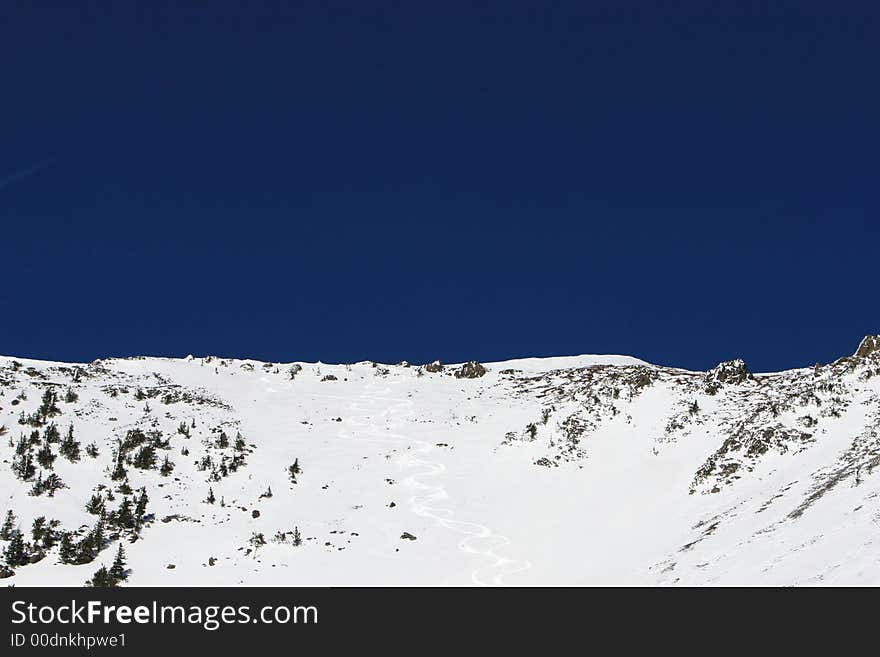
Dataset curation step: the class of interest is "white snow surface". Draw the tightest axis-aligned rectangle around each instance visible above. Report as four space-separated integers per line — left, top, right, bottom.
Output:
1 348 880 586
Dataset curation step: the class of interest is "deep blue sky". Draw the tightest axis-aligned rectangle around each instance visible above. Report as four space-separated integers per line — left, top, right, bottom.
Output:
1 2 877 371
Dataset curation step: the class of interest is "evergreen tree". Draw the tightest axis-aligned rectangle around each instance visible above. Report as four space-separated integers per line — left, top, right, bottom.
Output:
86 565 116 587
159 455 174 476
64 387 79 403
115 497 134 530
31 516 47 544
249 532 266 553
36 442 56 469
42 473 66 497
122 429 148 452
86 443 99 458
3 530 28 567
80 518 105 563
288 459 300 484
12 451 36 481
132 444 157 470
110 450 127 481
58 532 76 564
39 388 60 419
29 471 44 496
43 422 61 443
234 432 246 452
134 488 149 519
86 493 105 515
205 487 216 504
109 543 128 582
0 510 16 540
292 526 302 547
59 424 81 462
33 517 60 550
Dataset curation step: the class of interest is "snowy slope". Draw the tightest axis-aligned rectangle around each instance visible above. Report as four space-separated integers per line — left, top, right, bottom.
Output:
2 341 880 586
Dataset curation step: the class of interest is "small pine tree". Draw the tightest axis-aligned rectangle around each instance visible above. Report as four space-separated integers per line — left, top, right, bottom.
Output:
31 516 47 543
159 455 174 476
134 488 149 519
110 452 127 481
58 532 76 564
3 530 28 568
43 423 61 443
249 532 266 554
78 519 105 564
86 493 105 515
59 424 81 462
64 387 79 403
132 444 157 470
115 497 135 530
12 451 36 481
36 443 56 469
39 388 60 419
33 517 59 549
109 543 128 582
0 510 16 540
86 443 99 458
292 526 302 547
29 472 66 497
205 487 216 505
29 471 43 496
288 459 301 483
86 564 116 587
234 432 246 452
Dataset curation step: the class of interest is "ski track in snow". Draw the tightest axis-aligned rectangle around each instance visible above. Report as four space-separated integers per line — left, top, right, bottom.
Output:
340 382 531 586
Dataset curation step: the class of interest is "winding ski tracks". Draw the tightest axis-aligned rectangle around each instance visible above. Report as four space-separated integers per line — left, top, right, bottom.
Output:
341 382 531 586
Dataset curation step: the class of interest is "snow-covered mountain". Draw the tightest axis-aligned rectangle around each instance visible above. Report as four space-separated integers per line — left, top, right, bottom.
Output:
2 338 880 586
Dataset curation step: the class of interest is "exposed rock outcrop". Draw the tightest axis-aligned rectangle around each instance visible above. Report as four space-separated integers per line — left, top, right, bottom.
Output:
454 361 487 379
423 360 444 373
854 335 880 358
705 359 752 393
